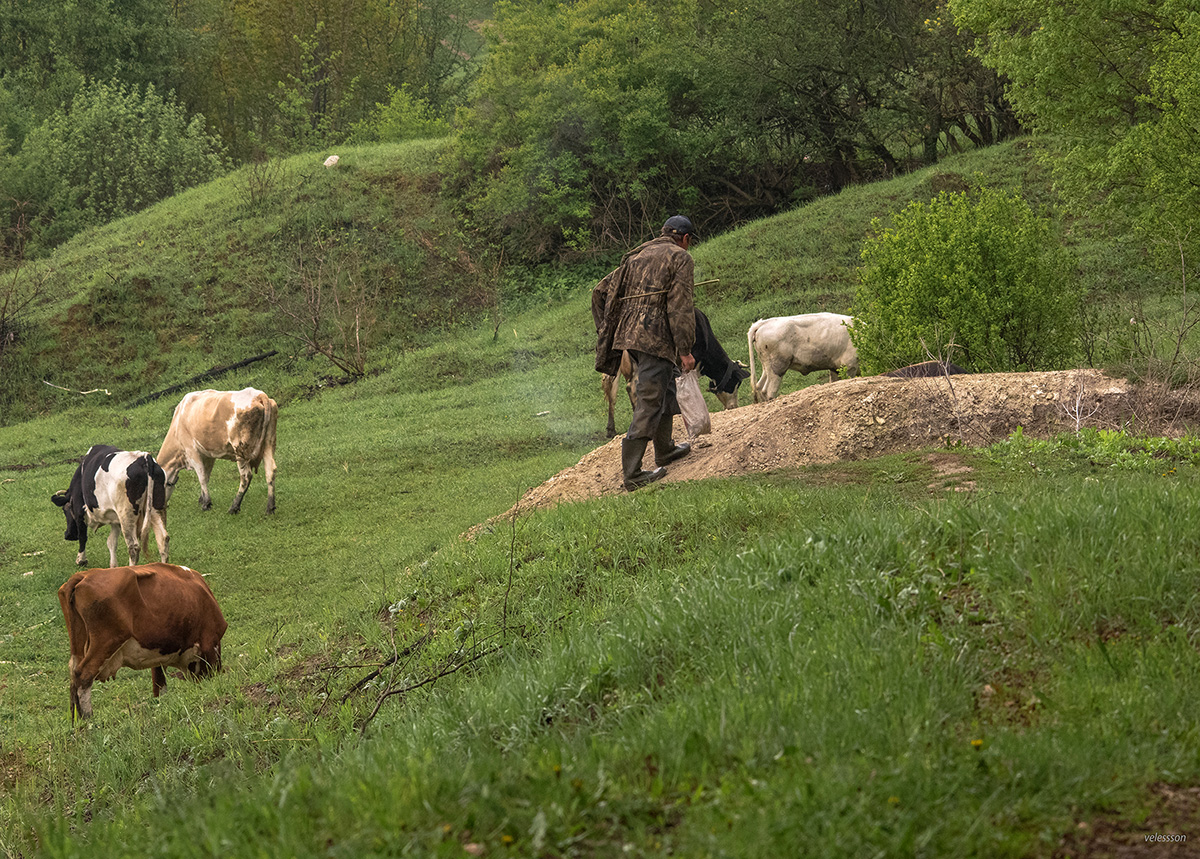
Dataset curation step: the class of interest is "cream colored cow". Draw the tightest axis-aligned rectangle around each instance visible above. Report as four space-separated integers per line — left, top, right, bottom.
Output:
747 313 859 403
158 388 278 514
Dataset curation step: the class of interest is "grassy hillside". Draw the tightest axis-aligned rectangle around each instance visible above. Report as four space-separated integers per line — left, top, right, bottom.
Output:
5 136 1173 428
2 139 1198 857
0 141 506 425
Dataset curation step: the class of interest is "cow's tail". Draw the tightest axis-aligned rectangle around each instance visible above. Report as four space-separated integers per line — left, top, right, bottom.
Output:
240 394 278 470
747 321 761 402
57 575 86 653
57 574 89 719
148 457 168 513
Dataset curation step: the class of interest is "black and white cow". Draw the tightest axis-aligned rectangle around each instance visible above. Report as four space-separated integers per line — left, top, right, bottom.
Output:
694 307 751 408
604 308 750 437
51 445 169 567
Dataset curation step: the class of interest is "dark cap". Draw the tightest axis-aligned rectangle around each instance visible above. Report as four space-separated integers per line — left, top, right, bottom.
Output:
662 215 695 238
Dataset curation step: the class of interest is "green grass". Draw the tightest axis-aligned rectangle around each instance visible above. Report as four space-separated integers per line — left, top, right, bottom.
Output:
3 138 1200 857
1 140 493 424
10 451 1200 857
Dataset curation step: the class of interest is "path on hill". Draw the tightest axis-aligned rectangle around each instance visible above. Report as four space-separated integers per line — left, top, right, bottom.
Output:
511 369 1198 514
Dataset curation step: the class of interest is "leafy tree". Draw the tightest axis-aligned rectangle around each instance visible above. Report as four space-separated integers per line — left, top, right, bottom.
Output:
446 0 687 258
852 186 1081 372
191 0 479 159
0 0 190 139
11 81 228 251
949 0 1200 273
449 0 1018 262
692 0 1015 182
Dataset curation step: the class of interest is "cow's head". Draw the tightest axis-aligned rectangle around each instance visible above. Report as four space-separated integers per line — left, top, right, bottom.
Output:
711 385 739 410
51 490 81 541
709 362 751 410
187 640 223 679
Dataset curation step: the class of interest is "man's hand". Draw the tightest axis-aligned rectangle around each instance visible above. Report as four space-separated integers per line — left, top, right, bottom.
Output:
681 353 696 372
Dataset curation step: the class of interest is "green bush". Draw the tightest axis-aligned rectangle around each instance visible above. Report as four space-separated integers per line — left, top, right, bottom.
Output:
347 85 450 144
851 186 1082 373
12 80 228 251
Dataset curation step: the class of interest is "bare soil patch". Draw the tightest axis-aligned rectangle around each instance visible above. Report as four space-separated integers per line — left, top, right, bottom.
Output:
516 369 1200 513
1053 784 1200 858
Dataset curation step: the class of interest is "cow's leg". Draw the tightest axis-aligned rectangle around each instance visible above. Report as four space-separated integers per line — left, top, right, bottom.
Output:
602 374 618 437
75 534 88 567
107 526 126 568
195 456 216 511
263 445 277 515
762 369 786 402
752 367 775 403
67 655 84 722
70 644 113 721
152 667 167 697
74 683 93 721
751 358 772 404
139 506 168 563
117 518 142 566
228 460 253 514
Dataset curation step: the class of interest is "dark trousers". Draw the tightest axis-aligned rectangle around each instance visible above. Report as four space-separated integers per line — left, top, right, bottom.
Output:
626 350 680 441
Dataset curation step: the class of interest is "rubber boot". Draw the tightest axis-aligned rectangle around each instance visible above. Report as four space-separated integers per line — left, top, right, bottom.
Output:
653 419 691 467
622 437 666 491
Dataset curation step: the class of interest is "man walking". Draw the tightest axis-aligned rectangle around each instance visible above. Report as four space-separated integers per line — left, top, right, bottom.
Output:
593 215 697 490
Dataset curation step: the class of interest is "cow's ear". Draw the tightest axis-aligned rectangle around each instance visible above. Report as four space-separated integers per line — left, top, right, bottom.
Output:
51 493 69 507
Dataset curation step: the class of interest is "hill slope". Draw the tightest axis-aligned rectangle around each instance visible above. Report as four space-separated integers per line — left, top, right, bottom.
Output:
515 369 1200 512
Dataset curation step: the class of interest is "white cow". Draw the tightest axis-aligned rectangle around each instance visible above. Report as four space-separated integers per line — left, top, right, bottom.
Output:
157 388 278 514
747 313 858 403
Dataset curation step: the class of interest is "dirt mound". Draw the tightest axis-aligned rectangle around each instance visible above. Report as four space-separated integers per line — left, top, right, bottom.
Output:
517 369 1197 512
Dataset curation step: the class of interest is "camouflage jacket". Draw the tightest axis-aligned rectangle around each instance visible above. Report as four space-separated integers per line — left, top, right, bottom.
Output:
592 236 696 373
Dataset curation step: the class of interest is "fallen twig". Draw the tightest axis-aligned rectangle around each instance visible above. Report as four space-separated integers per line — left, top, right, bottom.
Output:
341 630 434 703
43 381 111 396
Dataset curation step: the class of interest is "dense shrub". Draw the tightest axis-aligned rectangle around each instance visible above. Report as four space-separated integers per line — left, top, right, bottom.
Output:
851 186 1082 373
11 80 228 251
347 85 450 144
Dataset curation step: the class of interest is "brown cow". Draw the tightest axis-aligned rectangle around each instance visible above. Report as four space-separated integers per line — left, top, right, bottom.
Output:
158 388 278 514
58 563 227 721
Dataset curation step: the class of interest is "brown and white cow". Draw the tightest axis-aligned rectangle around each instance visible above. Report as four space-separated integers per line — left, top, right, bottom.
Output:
158 388 278 514
58 563 226 721
51 445 169 567
747 313 859 403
